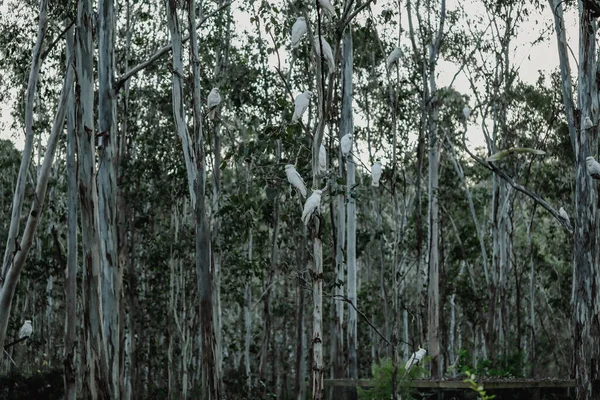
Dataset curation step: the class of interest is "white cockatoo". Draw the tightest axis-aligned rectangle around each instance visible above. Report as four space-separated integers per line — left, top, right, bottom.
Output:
285 165 307 198
405 347 427 372
371 161 382 187
314 36 335 72
318 144 327 174
292 91 312 123
318 0 336 17
584 116 594 130
463 105 471 120
291 17 307 48
559 207 570 225
587 156 600 179
19 320 32 340
386 47 402 70
207 88 221 120
302 190 322 225
341 133 353 156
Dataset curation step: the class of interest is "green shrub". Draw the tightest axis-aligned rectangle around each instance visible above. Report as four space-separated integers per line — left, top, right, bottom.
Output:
358 357 426 400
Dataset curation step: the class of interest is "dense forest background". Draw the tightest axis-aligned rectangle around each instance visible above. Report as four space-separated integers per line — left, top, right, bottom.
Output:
0 0 595 399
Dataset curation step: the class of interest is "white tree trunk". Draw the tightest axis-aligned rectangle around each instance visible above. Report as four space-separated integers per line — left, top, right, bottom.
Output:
341 26 358 400
0 0 48 284
63 19 78 400
97 0 121 396
185 0 220 397
426 0 446 377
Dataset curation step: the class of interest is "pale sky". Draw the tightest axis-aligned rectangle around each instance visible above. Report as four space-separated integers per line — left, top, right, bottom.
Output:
0 1 580 154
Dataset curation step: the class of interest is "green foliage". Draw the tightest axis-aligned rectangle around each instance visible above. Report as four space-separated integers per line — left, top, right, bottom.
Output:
357 357 425 400
453 349 528 378
463 370 496 400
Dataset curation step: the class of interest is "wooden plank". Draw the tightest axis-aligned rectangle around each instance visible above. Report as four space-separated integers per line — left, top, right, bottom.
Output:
324 379 576 389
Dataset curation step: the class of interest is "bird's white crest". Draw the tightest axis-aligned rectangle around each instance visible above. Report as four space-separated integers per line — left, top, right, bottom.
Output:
386 47 402 70
559 207 570 225
341 133 353 156
318 144 327 174
314 36 335 72
291 17 307 49
587 156 600 179
292 91 312 123
584 116 594 130
302 190 322 225
371 161 382 187
405 347 427 371
207 88 221 120
19 320 32 340
463 106 471 119
285 164 307 198
317 0 336 17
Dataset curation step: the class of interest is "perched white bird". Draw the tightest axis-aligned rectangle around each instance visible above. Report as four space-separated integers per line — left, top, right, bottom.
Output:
405 347 427 371
301 190 322 225
371 161 382 187
291 17 307 49
318 0 336 17
207 88 221 120
314 36 335 72
559 207 570 225
19 320 32 340
463 106 471 120
318 144 327 175
292 91 312 123
584 116 594 130
386 47 402 70
341 133 353 156
285 165 307 198
587 156 600 179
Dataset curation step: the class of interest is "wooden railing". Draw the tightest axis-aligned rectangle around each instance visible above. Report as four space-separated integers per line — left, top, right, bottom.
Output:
324 378 576 389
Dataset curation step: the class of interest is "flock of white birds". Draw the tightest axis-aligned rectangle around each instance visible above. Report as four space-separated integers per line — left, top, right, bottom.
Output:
285 5 441 226
286 6 400 226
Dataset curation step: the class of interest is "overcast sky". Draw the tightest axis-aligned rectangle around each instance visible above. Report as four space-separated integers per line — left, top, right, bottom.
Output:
0 1 580 152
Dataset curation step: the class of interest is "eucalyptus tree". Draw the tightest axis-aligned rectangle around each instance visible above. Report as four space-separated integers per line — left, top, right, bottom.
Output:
0 0 49 354
405 0 447 377
63 20 77 400
164 0 221 397
97 0 121 396
550 1 600 398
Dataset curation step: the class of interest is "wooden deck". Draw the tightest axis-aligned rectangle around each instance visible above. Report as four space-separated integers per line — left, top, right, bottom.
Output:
324 378 576 389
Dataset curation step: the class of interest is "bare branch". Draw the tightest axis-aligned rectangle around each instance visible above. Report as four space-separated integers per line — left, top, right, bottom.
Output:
114 1 234 90
460 132 573 234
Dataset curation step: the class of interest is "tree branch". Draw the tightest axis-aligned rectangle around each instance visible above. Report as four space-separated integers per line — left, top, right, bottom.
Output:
460 132 573 234
114 1 234 90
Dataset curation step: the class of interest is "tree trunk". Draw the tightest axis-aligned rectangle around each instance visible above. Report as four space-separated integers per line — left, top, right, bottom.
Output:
426 0 446 378
332 135 345 399
0 0 48 285
64 20 78 400
295 227 308 400
97 0 121 396
0 0 48 353
550 1 600 398
341 25 357 400
186 0 220 397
